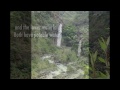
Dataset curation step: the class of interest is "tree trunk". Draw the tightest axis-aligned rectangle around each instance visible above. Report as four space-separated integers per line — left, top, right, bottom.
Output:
57 23 62 47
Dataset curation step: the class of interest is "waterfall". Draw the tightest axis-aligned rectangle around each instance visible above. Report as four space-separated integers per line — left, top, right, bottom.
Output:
77 38 83 57
57 23 62 47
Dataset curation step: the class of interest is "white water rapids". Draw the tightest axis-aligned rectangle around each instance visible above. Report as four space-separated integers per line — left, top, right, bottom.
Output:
40 54 85 79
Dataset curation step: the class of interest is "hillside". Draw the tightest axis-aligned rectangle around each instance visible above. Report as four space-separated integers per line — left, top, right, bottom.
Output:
10 11 110 79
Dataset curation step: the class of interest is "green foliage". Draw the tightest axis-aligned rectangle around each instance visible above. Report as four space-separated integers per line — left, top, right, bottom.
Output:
11 65 30 79
54 48 68 63
98 37 107 53
83 65 89 79
32 11 56 25
89 11 110 55
89 51 98 78
98 71 109 79
31 58 56 79
89 11 110 79
32 38 56 55
98 36 110 67
90 36 110 79
89 51 98 67
11 11 110 79
67 65 76 73
67 50 78 61
98 36 110 53
63 25 77 46
106 36 110 46
54 47 78 63
10 11 31 79
98 57 106 63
